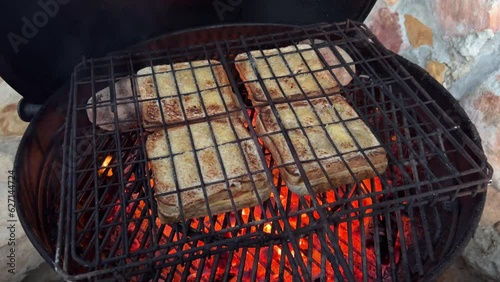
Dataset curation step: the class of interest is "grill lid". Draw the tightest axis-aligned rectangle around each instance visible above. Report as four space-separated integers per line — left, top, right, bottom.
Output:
0 0 376 104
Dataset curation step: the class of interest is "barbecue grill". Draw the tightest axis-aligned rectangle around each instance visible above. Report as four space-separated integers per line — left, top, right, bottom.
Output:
2 1 492 281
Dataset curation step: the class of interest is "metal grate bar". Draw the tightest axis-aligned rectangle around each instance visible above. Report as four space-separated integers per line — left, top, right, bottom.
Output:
55 73 75 274
335 24 486 181
56 21 491 281
241 34 360 280
350 24 488 178
402 99 432 274
323 36 453 195
215 41 311 280
146 51 189 231
204 44 268 224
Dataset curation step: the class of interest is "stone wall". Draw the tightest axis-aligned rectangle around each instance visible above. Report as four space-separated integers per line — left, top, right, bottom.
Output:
365 0 500 280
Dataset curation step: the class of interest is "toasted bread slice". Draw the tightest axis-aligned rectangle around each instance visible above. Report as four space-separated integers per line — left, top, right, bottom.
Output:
234 44 345 105
146 114 270 223
137 60 240 129
86 78 137 131
299 39 356 87
255 95 387 195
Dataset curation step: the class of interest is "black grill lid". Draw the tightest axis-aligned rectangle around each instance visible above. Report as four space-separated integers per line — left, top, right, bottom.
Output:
0 0 375 104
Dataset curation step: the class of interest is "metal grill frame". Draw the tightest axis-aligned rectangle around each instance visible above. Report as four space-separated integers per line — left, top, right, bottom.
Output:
55 21 492 281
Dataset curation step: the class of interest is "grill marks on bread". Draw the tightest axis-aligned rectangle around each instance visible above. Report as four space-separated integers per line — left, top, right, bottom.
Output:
141 46 384 222
234 44 355 105
141 60 271 223
139 60 271 223
235 44 386 195
146 114 270 223
255 95 388 195
137 60 240 128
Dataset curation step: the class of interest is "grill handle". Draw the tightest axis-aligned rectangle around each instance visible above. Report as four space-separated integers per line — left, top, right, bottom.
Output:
18 98 43 122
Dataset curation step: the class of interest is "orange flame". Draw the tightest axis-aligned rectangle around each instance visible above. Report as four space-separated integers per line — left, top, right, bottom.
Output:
98 155 113 177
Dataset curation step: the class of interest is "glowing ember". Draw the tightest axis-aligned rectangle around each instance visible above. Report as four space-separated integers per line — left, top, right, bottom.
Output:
79 164 403 282
263 223 272 234
105 204 121 224
273 245 282 256
299 238 308 248
242 208 249 216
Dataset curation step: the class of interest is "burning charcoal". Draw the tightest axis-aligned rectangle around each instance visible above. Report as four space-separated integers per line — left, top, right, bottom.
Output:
299 39 356 86
86 78 138 131
202 253 234 281
365 210 400 266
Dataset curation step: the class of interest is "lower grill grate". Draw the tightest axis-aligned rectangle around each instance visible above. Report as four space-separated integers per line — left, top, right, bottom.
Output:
56 21 492 281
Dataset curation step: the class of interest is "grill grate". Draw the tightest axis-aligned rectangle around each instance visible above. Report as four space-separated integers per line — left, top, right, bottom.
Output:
56 21 492 281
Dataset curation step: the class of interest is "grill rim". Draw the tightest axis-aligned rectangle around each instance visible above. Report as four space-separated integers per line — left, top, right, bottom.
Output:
14 23 489 281
14 88 70 269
